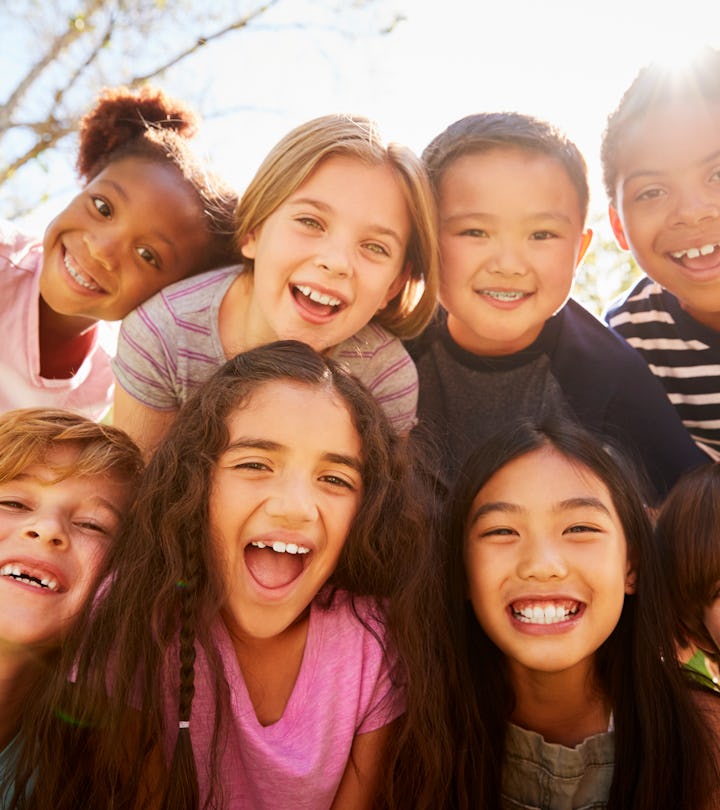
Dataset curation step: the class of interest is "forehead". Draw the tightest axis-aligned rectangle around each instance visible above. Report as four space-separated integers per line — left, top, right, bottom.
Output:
617 98 720 174
223 380 361 452
439 147 584 219
472 447 615 509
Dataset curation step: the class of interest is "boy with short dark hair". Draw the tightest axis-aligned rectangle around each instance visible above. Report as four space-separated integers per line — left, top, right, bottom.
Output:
407 112 706 501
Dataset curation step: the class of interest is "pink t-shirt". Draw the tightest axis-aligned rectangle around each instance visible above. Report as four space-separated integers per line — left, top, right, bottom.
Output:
165 590 404 809
0 220 115 419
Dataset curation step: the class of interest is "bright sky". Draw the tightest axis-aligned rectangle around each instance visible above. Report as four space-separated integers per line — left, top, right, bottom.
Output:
10 0 720 254
189 0 720 223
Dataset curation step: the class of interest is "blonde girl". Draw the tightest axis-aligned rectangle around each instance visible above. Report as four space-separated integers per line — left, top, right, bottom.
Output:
112 114 439 454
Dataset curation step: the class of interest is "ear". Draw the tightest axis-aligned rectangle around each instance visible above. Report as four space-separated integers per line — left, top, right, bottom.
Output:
608 206 630 251
379 261 412 310
575 228 593 269
240 231 257 260
624 560 637 595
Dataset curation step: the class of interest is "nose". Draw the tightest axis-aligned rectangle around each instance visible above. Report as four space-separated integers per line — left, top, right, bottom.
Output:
22 515 69 549
314 237 352 279
264 476 318 524
670 188 720 228
516 536 567 581
486 239 529 277
84 231 120 272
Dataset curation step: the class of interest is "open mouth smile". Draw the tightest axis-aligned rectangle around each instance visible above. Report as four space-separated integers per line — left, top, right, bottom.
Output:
245 538 312 590
0 562 62 592
479 289 530 303
63 251 103 292
510 599 582 625
291 284 345 318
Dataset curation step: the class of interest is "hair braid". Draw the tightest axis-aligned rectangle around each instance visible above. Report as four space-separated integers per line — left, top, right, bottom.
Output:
163 539 202 810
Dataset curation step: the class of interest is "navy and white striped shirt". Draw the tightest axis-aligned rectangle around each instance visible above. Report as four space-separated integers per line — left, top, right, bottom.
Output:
606 276 720 460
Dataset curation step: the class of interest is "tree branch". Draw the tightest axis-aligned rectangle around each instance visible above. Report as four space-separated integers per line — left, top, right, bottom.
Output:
129 0 280 85
0 0 108 129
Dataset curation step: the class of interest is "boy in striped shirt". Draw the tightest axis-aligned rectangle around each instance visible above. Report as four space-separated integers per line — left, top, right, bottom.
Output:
603 47 720 460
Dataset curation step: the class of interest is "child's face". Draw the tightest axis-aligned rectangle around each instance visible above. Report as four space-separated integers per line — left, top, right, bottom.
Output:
210 380 363 642
240 155 411 352
0 446 129 653
41 158 211 323
609 98 720 331
437 148 591 355
463 447 634 681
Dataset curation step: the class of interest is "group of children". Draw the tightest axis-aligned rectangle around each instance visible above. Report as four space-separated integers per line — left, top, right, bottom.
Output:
1 45 720 809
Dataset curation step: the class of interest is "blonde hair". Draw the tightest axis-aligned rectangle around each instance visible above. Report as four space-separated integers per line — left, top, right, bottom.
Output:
0 408 143 486
235 114 439 339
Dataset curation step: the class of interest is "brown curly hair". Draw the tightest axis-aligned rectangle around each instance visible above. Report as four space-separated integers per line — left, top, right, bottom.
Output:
75 85 240 271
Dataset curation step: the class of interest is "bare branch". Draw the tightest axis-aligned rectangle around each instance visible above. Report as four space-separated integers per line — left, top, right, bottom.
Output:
0 0 108 129
129 0 280 85
0 125 73 186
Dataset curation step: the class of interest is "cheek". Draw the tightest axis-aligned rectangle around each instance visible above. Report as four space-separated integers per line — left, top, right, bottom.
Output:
703 601 720 649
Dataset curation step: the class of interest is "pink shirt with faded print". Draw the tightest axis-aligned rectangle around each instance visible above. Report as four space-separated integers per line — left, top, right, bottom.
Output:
164 590 404 810
0 220 114 419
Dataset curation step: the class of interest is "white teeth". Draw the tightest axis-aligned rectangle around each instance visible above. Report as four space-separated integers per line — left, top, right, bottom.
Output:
513 603 579 624
251 541 310 555
1 563 59 591
671 242 719 260
294 285 342 307
63 253 101 291
481 290 527 302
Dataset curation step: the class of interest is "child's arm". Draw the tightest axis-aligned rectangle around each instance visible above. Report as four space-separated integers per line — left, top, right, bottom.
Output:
113 386 177 459
331 721 397 810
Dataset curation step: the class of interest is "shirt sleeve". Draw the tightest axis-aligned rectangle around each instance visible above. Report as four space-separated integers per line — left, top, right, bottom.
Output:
111 296 182 411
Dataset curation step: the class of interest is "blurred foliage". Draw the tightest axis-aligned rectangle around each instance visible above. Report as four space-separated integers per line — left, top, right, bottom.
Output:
573 213 643 317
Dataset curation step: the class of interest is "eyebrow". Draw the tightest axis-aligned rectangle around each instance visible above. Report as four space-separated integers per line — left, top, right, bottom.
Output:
288 197 405 247
468 496 611 527
623 148 720 186
223 438 363 473
8 474 124 520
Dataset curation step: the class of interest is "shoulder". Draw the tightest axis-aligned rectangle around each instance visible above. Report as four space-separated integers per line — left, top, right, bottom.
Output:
333 321 411 363
121 266 240 335
552 299 652 368
605 276 669 324
0 220 42 275
145 265 241 316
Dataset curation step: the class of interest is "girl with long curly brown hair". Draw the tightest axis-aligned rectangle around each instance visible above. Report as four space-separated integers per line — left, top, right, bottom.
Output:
13 341 451 810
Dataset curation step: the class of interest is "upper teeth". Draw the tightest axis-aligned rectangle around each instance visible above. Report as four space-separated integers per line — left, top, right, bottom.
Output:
671 243 719 260
0 563 59 591
64 253 101 290
482 290 526 302
295 285 342 307
251 541 310 555
512 602 579 624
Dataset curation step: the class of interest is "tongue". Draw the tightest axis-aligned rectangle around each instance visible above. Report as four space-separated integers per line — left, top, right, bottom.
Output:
245 546 304 589
680 247 720 272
